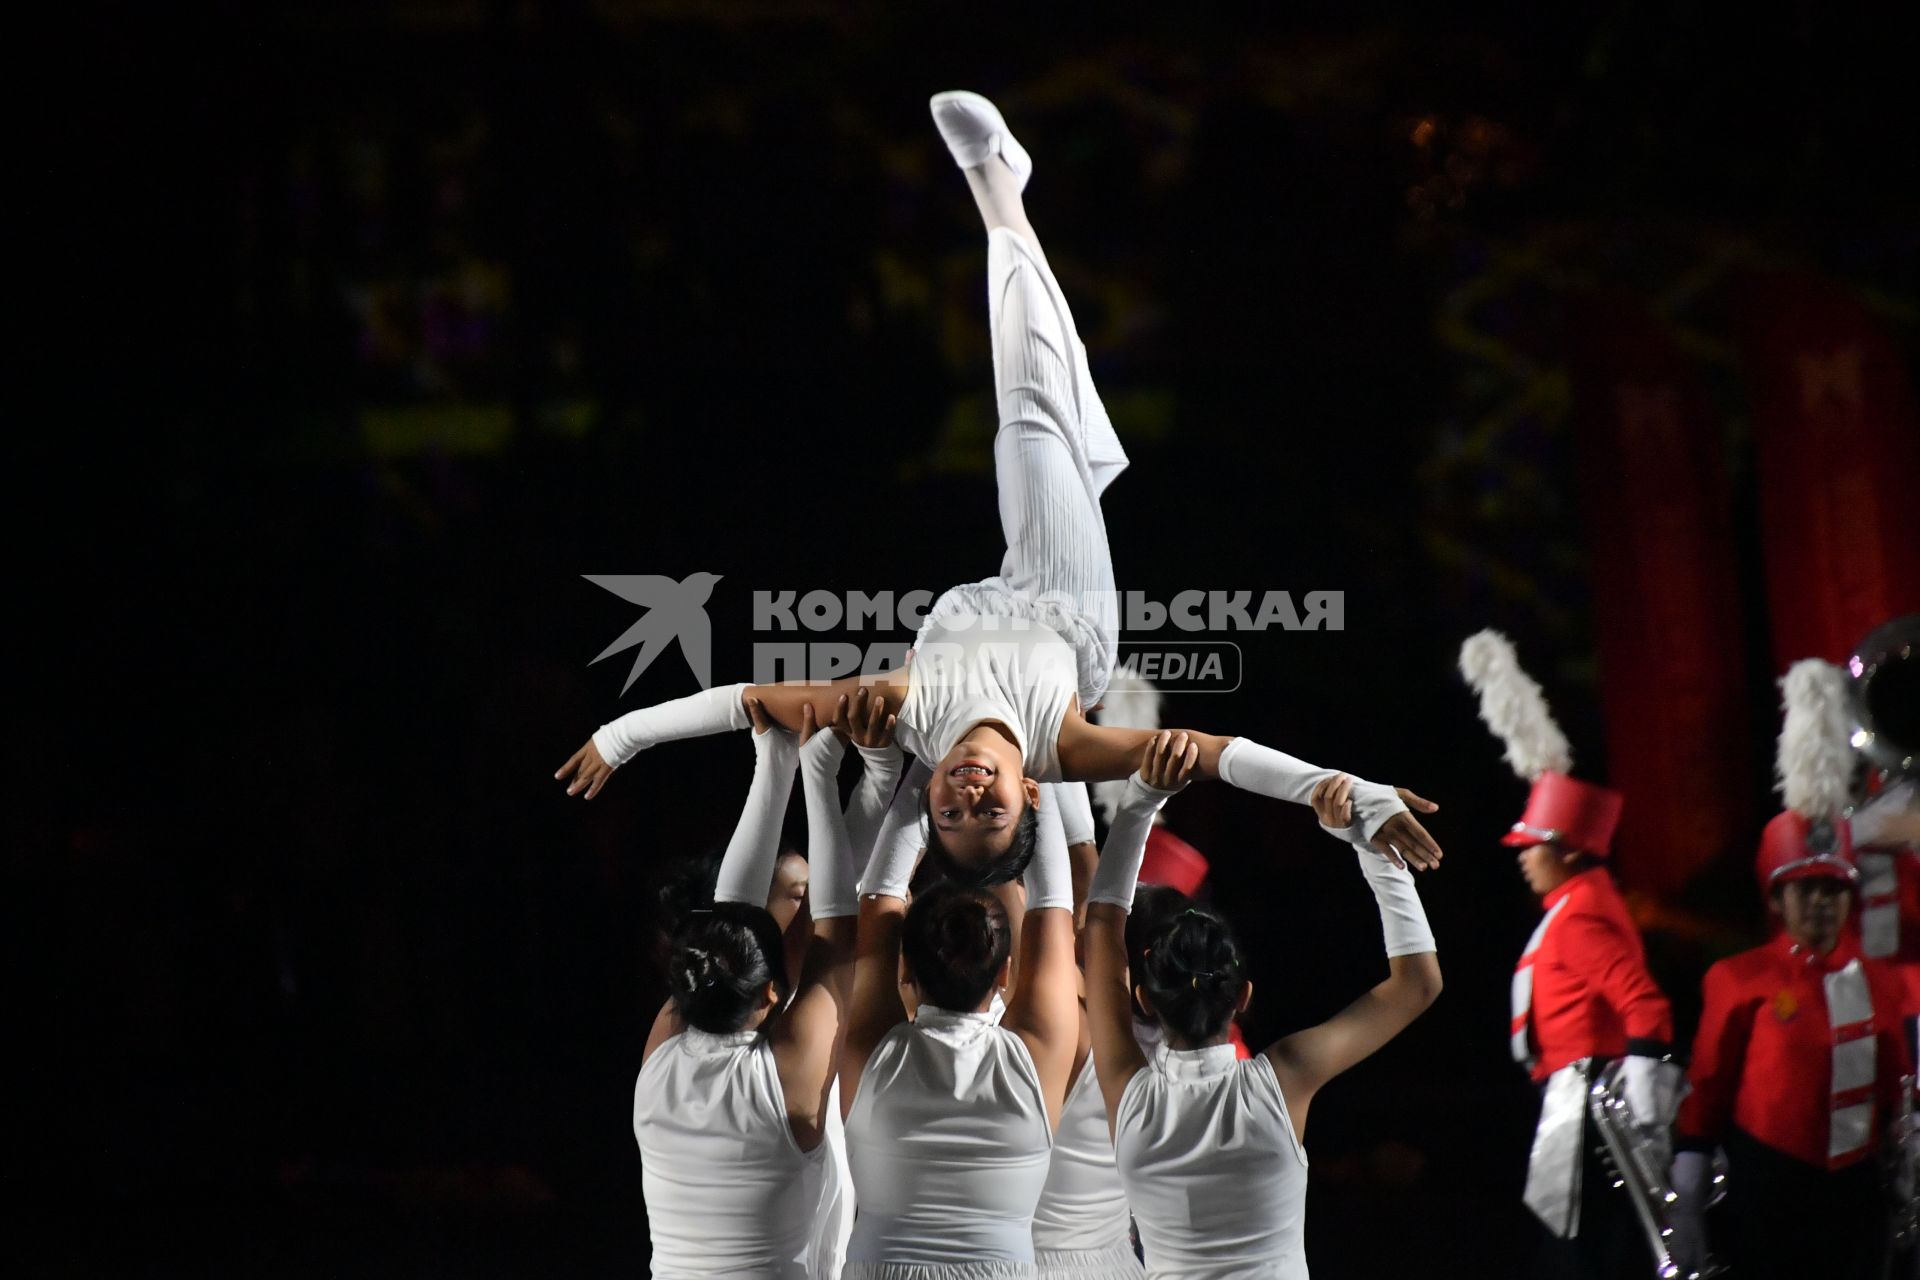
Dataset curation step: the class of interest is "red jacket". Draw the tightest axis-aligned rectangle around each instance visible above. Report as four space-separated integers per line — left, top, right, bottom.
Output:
1677 931 1911 1171
1855 846 1920 1017
1513 868 1673 1082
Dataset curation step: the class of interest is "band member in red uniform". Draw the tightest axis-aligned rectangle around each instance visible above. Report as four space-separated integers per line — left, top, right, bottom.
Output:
1669 811 1910 1279
1668 659 1919 1280
1459 631 1681 1280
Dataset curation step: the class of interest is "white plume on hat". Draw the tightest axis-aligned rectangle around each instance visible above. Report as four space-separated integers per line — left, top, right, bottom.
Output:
1457 630 1573 782
1775 658 1855 820
1091 672 1164 824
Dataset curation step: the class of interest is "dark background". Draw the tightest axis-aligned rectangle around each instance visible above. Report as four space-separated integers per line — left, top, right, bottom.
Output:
16 2 1917 1275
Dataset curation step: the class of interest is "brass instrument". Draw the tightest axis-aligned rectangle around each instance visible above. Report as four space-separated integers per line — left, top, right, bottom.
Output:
1586 1059 1725 1279
1849 614 1920 781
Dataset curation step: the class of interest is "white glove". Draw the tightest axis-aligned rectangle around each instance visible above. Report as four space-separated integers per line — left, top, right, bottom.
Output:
1023 794 1073 913
1352 846 1435 957
1667 1150 1712 1276
800 731 857 920
1622 1055 1685 1129
711 720 800 906
1086 775 1177 910
594 683 752 767
1050 782 1097 848
844 743 905 863
1217 737 1407 842
858 759 933 901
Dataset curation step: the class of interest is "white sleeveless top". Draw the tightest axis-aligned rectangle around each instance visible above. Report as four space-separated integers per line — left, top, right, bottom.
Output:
1114 1044 1309 1280
898 612 1080 783
844 1007 1055 1265
809 1078 854 1280
1032 1055 1133 1253
635 1028 826 1278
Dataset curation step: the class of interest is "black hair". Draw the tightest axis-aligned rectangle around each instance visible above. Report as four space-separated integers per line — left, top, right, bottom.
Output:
920 788 1042 888
900 880 1013 1011
666 901 791 1034
1126 885 1194 1022
1137 905 1246 1047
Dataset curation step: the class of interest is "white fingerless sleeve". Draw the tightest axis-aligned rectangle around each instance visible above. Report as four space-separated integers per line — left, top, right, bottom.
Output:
1049 781 1097 847
1023 794 1073 913
1217 737 1408 841
858 758 932 901
592 682 752 768
800 732 858 920
1352 847 1435 957
1087 777 1177 910
712 727 800 906
844 743 905 863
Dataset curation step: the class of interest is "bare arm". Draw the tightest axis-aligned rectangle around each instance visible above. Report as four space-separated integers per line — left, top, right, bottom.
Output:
837 893 909 1116
1056 719 1233 784
1085 901 1149 1126
1263 774 1442 1139
1263 952 1442 1140
1001 797 1084 1129
1003 904 1080 1130
772 918 857 1151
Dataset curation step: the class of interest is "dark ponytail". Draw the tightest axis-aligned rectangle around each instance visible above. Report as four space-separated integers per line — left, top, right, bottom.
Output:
1137 906 1245 1047
666 901 790 1033
900 881 1013 1012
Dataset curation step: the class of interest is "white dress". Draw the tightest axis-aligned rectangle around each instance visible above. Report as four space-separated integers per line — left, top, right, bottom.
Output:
1114 1044 1310 1280
906 225 1128 743
635 1027 829 1278
843 1006 1056 1278
1032 1056 1143 1278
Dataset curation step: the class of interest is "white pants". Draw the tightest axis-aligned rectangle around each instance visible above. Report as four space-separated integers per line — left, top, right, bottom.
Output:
920 226 1129 710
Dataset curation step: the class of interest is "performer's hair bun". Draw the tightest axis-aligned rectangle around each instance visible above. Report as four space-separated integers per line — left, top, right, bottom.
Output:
666 902 790 1033
1137 907 1245 1045
900 881 1013 1012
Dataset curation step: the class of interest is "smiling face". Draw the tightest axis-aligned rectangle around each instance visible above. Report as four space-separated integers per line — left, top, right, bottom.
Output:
1774 876 1851 952
925 729 1038 871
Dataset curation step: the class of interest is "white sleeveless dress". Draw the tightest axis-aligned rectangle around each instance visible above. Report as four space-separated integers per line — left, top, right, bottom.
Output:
1033 1055 1143 1277
843 1006 1056 1278
1114 1044 1310 1279
634 1027 829 1278
897 611 1082 784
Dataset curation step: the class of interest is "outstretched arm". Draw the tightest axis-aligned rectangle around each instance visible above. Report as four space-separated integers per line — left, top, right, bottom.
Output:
1003 792 1083 1130
1085 732 1194 1126
836 749 929 1115
772 702 873 1150
642 699 799 1064
1264 775 1441 1139
556 671 908 800
1055 719 1443 871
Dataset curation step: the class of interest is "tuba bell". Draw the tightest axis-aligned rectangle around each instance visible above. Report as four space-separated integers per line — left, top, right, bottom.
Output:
1848 614 1920 780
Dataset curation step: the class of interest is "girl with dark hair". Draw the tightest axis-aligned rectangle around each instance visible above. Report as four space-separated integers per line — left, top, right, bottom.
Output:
554 93 1445 893
634 692 899 1278
1084 734 1443 1278
837 749 1083 1278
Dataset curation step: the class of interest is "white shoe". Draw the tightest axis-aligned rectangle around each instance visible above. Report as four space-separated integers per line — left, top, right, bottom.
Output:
929 90 1032 192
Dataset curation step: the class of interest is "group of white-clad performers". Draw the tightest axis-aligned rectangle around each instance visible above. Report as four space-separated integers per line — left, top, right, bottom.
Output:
551 91 1920 1279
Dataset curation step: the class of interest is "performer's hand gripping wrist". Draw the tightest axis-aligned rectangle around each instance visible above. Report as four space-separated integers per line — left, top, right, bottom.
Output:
1312 774 1442 872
